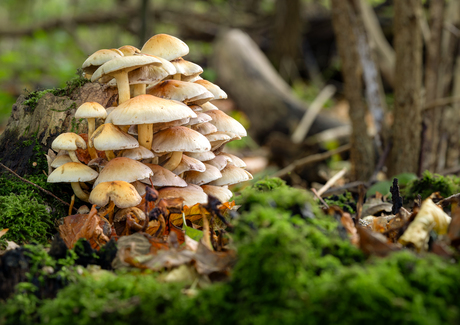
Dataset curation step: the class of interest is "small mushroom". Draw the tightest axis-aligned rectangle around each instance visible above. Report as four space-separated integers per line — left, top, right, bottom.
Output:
51 133 87 163
75 102 108 159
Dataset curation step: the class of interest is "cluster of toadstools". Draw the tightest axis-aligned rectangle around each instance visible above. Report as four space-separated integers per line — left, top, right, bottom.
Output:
46 34 252 221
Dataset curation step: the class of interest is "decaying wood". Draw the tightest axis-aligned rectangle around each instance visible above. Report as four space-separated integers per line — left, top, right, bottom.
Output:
331 0 375 181
0 82 118 176
388 0 423 176
213 29 344 145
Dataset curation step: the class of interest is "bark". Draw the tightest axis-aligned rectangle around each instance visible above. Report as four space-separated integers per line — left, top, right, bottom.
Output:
212 29 344 145
0 82 118 176
420 0 445 172
388 0 423 176
331 0 375 181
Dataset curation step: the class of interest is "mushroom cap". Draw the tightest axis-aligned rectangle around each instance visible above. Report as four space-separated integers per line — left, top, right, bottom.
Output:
205 155 232 171
140 163 187 187
172 154 206 175
75 102 107 119
147 80 213 105
141 34 189 61
93 157 153 187
200 102 218 112
158 184 207 207
170 58 203 81
107 94 196 125
220 152 247 168
151 126 211 154
184 163 222 185
194 79 227 100
184 151 216 161
128 64 169 85
122 146 155 160
118 45 141 56
201 185 233 203
89 180 142 208
50 154 73 168
188 112 212 126
209 165 253 186
91 56 162 82
90 123 139 151
47 162 99 183
189 104 203 113
82 49 123 75
51 133 87 151
207 132 241 150
204 110 247 137
192 122 218 135
127 118 190 135
132 180 147 196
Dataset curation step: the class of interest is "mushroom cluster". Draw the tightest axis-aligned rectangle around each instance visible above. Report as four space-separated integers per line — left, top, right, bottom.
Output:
47 34 252 218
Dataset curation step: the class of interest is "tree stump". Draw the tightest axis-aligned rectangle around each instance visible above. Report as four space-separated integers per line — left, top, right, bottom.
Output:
0 81 118 176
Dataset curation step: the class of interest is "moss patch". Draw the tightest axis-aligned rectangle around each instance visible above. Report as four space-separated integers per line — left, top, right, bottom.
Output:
402 171 460 202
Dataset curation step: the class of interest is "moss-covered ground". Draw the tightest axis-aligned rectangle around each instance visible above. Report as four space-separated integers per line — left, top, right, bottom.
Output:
2 178 460 324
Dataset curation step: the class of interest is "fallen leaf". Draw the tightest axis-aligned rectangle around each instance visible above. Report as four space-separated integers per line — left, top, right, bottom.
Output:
194 239 237 275
357 227 400 257
0 229 8 239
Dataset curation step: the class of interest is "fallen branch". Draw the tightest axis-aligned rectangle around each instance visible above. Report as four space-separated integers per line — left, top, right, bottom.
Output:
0 163 75 211
272 144 351 178
311 188 329 208
316 167 348 197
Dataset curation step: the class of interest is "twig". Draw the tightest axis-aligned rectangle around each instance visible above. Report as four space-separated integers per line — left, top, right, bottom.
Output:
316 167 348 197
291 84 336 144
437 193 460 208
311 188 329 208
0 163 75 210
304 125 351 146
321 181 367 196
272 144 351 178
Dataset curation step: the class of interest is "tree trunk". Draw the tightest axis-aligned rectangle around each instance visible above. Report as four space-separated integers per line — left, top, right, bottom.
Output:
212 29 344 145
0 82 118 176
331 0 375 181
387 0 423 176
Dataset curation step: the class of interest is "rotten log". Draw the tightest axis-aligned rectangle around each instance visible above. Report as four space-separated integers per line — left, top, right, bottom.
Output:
212 29 344 145
0 81 118 176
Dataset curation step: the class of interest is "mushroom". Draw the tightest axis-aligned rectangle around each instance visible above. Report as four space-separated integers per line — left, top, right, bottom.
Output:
201 185 233 203
158 184 208 207
75 102 108 160
209 165 253 186
81 49 123 79
93 157 153 188
118 45 141 56
51 133 87 163
171 154 206 175
122 146 155 161
184 151 216 162
205 155 232 171
90 123 139 161
140 163 187 187
47 162 98 202
146 80 213 105
194 79 227 100
184 163 222 186
204 110 247 137
191 122 218 135
219 152 247 168
169 57 203 81
140 34 189 61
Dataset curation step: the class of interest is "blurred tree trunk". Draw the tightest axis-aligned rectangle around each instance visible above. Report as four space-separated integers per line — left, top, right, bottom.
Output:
387 0 423 176
270 0 302 83
420 0 445 172
331 0 375 181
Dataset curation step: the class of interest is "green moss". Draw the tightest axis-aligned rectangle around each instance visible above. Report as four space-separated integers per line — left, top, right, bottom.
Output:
324 191 356 213
402 171 460 201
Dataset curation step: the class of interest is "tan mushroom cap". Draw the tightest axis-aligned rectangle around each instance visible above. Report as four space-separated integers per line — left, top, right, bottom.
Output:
220 152 247 168
204 110 247 137
201 185 233 203
140 163 187 187
51 133 87 151
50 155 73 168
170 58 203 81
184 163 222 186
208 132 241 150
47 162 98 183
89 181 142 209
118 45 141 56
128 64 169 86
209 165 253 186
127 118 190 136
189 104 203 113
147 80 213 105
172 154 206 175
151 126 211 154
192 122 218 135
158 184 207 207
184 151 216 161
188 112 212 126
107 95 197 125
90 123 139 151
91 56 162 82
206 155 232 171
200 102 218 112
194 79 227 100
93 157 153 187
122 146 155 160
141 34 189 61
75 102 107 119
82 49 123 76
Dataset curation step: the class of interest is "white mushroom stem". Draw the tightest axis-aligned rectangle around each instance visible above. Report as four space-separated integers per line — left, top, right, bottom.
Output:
87 118 98 160
133 84 146 97
105 150 116 161
173 73 181 80
71 182 90 202
162 151 183 171
138 124 154 150
113 72 131 104
68 150 80 163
